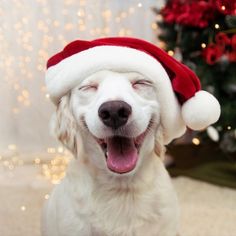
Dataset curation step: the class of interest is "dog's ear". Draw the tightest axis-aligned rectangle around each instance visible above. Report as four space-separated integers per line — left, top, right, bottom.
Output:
50 94 78 155
154 126 166 160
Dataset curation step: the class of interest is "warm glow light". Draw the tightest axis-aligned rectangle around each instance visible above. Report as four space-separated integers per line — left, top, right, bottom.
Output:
221 5 226 11
45 194 50 200
41 86 47 92
121 12 127 18
53 20 60 27
23 100 31 106
64 23 74 31
192 138 200 145
41 156 70 184
102 10 112 19
3 160 9 167
201 43 206 48
21 206 26 211
158 42 166 49
12 108 19 114
8 144 17 150
47 147 56 153
227 126 231 130
34 158 41 164
215 24 220 29
22 90 29 98
168 50 174 56
14 84 20 90
77 9 85 17
137 3 142 8
151 23 158 30
57 147 64 153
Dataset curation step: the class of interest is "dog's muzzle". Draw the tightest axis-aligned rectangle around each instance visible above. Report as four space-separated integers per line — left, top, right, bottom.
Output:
95 100 150 174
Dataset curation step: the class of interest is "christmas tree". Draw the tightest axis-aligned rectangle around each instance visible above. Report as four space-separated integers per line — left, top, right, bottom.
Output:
155 0 236 154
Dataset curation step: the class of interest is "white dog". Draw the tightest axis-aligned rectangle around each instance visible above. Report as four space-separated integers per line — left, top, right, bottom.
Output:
42 37 220 236
42 70 179 236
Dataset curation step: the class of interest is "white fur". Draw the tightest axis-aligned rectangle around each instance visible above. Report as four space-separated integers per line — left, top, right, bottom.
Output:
42 71 180 236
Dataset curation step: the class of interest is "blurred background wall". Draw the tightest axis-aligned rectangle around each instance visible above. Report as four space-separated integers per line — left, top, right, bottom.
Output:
0 0 164 155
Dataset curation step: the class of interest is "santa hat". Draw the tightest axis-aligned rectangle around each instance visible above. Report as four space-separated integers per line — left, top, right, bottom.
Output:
45 37 220 144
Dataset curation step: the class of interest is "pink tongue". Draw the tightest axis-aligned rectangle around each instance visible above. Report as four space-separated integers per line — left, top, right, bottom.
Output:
106 137 138 174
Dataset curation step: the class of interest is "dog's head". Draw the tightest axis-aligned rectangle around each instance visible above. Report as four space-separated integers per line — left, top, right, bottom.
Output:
52 70 164 176
48 38 220 176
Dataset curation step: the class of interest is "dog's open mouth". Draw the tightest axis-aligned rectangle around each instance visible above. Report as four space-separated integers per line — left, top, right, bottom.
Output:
97 132 146 174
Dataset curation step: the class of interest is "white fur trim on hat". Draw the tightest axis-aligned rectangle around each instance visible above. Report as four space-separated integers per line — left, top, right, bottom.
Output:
182 90 221 130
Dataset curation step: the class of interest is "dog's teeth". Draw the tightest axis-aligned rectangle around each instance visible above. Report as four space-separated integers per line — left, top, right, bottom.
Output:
105 151 108 158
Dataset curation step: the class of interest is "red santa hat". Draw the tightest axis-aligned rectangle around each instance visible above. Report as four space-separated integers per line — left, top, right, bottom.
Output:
45 37 220 144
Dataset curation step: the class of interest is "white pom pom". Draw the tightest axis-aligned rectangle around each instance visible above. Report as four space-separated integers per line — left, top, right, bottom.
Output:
181 91 221 130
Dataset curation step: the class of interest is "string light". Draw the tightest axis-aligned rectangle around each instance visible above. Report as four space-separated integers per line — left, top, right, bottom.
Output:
47 147 56 154
221 5 226 11
34 158 41 164
227 126 231 130
151 23 158 30
53 20 60 27
192 138 200 145
42 155 70 184
21 206 26 211
137 3 142 8
158 42 166 49
201 43 206 48
57 147 64 153
168 50 174 56
64 23 75 31
22 90 29 98
155 14 162 22
102 10 112 19
215 24 220 29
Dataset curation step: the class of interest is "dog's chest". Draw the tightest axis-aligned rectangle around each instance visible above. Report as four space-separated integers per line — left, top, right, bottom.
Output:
86 186 163 236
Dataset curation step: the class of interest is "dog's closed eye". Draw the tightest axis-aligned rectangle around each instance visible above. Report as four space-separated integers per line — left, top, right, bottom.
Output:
132 80 153 89
78 84 98 91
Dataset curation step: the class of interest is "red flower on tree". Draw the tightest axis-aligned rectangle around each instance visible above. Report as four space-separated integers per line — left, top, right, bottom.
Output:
231 34 236 50
202 33 236 65
161 0 217 28
216 0 236 15
228 35 236 62
202 43 223 65
215 32 231 50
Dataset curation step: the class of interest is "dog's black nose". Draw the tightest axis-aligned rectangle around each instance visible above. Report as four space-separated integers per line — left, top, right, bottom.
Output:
98 101 132 129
